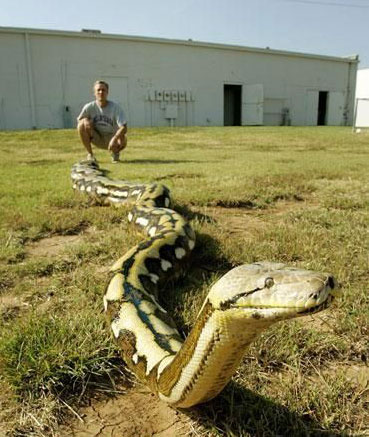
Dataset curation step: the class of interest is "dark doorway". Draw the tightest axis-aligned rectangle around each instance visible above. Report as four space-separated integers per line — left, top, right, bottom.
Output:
224 85 242 126
317 91 328 125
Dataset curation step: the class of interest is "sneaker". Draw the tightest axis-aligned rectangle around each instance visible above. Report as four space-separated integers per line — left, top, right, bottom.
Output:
111 152 120 163
86 153 97 163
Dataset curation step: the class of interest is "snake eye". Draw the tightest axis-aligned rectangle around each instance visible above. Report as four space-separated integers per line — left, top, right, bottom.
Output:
265 277 274 288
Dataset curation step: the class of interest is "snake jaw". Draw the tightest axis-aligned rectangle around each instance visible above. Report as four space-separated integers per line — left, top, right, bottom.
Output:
231 292 335 322
296 294 334 315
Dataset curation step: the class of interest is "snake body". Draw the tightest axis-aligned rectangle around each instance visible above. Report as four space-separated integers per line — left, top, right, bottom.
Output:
71 160 339 408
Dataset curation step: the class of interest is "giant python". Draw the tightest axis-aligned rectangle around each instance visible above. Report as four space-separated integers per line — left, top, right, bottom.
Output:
71 160 340 408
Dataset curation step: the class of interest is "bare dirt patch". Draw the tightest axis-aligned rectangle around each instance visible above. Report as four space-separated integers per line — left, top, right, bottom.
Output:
0 277 55 324
201 200 309 237
0 294 24 321
59 386 193 437
297 311 338 333
308 362 369 403
207 206 268 237
27 234 83 258
25 227 103 258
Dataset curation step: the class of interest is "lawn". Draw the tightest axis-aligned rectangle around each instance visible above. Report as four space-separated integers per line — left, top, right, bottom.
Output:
0 126 368 436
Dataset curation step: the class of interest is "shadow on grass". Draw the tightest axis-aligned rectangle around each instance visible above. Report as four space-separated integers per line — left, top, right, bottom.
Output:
187 380 347 437
25 158 65 165
123 158 203 165
174 202 216 224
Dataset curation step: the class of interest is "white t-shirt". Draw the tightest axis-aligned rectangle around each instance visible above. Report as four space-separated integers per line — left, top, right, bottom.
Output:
77 101 127 135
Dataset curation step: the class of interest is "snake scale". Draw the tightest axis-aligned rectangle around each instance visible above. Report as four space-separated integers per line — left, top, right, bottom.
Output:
71 160 339 408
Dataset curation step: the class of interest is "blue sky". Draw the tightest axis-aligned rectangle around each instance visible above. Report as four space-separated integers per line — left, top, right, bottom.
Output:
1 0 369 67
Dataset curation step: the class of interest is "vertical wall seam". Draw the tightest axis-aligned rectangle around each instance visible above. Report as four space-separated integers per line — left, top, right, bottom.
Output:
24 32 37 129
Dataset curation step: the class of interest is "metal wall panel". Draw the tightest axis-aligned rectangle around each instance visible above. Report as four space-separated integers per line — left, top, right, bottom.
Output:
327 92 345 125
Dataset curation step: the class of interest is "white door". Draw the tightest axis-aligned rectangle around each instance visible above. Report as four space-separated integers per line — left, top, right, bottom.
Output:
327 92 345 125
242 84 264 125
306 90 319 125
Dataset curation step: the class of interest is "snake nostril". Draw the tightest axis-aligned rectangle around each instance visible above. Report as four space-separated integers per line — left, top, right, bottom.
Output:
327 276 335 289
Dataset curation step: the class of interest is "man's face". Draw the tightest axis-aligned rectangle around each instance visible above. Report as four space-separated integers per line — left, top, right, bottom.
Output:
94 84 108 104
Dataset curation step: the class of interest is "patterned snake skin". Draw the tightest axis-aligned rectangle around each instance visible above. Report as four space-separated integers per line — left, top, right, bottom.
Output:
71 160 339 408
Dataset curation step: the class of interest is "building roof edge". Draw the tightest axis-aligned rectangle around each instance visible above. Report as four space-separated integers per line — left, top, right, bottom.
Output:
0 25 359 64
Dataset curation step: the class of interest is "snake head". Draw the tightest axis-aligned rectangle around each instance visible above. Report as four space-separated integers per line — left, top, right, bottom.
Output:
208 262 340 321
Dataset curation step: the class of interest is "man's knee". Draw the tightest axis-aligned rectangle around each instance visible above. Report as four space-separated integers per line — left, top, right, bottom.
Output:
77 118 92 133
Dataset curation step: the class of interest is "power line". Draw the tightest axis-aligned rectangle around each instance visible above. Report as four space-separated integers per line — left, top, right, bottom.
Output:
279 0 369 8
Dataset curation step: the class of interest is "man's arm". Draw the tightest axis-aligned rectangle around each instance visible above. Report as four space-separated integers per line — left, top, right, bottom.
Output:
108 123 128 152
114 123 127 138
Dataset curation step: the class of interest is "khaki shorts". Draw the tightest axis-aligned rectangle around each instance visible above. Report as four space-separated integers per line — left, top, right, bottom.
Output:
91 130 114 149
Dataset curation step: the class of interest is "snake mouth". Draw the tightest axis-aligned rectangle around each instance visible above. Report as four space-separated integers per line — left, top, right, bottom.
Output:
234 295 334 316
297 295 333 315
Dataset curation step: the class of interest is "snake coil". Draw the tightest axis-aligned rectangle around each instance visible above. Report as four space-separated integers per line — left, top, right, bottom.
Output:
71 160 339 408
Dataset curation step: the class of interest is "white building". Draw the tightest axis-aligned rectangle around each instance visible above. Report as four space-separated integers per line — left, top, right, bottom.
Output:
354 68 369 129
0 26 359 130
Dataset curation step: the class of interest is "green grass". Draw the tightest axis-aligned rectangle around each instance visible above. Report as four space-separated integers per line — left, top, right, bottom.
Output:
0 126 368 436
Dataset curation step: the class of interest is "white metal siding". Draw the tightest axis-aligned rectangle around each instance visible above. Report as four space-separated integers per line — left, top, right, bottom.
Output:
354 69 369 128
0 27 358 130
356 69 369 98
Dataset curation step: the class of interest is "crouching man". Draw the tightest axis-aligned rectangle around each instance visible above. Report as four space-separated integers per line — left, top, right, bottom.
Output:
77 80 127 163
